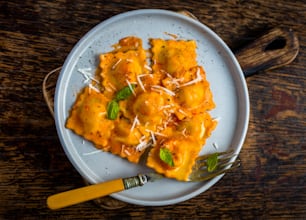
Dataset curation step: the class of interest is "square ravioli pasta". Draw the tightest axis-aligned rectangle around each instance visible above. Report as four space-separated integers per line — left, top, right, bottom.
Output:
66 36 217 181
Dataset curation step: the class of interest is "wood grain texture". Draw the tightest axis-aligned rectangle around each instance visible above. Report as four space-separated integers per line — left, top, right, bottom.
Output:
235 27 299 77
1 0 305 219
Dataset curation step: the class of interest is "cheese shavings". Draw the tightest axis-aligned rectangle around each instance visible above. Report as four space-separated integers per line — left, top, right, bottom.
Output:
124 149 131 156
159 104 173 110
78 68 99 84
82 149 102 156
179 67 202 87
111 58 122 70
199 122 206 139
178 109 188 116
130 115 140 132
166 73 183 87
150 131 156 145
125 79 136 96
151 85 176 96
213 117 221 122
135 139 150 152
145 129 167 137
181 128 187 137
136 74 147 92
144 64 152 71
88 83 100 93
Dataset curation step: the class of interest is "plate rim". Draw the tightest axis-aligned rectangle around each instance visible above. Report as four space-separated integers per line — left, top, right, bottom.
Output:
54 9 250 206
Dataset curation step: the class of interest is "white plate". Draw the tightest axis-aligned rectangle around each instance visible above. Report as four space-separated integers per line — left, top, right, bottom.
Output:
54 9 249 206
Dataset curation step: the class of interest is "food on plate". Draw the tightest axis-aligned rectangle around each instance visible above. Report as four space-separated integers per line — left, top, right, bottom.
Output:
66 36 217 181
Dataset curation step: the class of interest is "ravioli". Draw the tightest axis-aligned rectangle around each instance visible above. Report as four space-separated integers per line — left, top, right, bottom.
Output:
66 87 114 148
66 36 217 180
99 36 149 98
150 39 197 79
146 39 217 180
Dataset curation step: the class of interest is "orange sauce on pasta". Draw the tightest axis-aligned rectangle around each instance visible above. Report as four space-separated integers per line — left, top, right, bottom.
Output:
66 36 217 180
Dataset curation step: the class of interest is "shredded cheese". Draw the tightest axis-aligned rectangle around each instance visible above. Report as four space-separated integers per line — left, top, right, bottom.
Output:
159 104 173 110
200 122 206 139
111 58 122 70
151 85 176 96
135 140 149 151
179 67 202 87
136 74 146 92
78 68 99 84
181 128 187 137
82 149 102 156
124 149 131 156
88 83 100 93
108 82 116 91
166 73 183 87
125 79 136 96
145 129 167 137
99 112 107 117
178 109 188 116
150 131 156 145
121 144 126 155
144 64 152 71
213 117 221 122
130 115 140 132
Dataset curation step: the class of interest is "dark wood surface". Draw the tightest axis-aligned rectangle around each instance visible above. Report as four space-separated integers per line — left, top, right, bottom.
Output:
1 0 305 219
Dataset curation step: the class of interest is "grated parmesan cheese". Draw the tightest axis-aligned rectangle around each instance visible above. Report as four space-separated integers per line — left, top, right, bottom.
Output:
135 140 149 151
144 64 152 71
181 128 187 137
99 112 106 117
124 149 131 156
213 117 221 122
136 74 146 92
125 79 136 96
88 83 100 93
145 129 167 137
151 85 176 96
150 131 156 145
179 67 202 87
107 82 116 91
200 122 206 139
111 59 122 70
159 104 173 110
178 109 188 116
78 68 99 84
130 115 140 132
166 73 183 87
82 149 102 156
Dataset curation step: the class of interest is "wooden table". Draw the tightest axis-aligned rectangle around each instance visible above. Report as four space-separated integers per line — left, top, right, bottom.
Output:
1 0 305 219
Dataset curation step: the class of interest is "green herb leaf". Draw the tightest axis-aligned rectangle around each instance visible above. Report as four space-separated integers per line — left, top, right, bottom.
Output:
159 148 174 167
207 153 218 172
115 85 135 101
107 100 119 120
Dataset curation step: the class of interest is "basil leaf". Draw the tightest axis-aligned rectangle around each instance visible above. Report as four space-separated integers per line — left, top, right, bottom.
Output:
115 84 135 101
107 100 119 120
159 148 174 167
207 153 218 172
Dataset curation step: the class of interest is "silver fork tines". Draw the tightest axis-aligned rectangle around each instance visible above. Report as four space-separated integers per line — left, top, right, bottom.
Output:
189 150 240 182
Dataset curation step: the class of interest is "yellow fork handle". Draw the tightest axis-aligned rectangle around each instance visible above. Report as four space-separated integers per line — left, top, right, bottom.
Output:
47 178 125 210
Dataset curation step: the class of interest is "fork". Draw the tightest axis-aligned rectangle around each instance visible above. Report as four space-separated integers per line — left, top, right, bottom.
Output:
47 150 240 210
